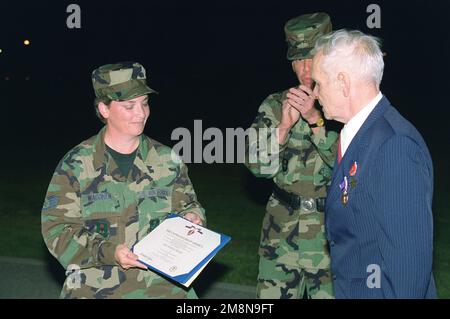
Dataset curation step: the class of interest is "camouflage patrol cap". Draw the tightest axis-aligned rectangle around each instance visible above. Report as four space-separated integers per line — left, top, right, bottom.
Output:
284 12 332 61
92 62 157 104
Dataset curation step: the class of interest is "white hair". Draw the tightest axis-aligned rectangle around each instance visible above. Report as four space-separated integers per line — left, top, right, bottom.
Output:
313 29 384 87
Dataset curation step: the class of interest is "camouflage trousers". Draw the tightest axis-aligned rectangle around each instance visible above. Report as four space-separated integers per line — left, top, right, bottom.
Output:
59 267 199 299
256 258 334 299
256 194 334 299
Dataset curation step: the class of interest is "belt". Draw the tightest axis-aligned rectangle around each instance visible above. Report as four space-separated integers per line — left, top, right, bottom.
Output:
273 184 326 212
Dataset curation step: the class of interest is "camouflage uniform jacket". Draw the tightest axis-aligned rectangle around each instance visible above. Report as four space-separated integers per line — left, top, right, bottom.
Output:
41 127 206 298
246 90 338 269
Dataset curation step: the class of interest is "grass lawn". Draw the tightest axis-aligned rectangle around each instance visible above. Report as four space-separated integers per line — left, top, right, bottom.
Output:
0 159 449 297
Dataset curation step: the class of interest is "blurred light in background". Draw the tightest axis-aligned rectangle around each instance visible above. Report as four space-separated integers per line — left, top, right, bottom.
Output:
23 39 30 46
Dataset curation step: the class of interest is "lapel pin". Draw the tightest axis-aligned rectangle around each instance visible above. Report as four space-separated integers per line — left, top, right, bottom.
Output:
349 161 358 177
339 176 349 206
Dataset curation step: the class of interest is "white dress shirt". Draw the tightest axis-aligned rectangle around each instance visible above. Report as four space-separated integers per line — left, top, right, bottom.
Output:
340 92 383 157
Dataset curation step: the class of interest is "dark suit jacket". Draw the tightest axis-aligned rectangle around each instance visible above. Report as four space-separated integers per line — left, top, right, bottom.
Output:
326 96 437 298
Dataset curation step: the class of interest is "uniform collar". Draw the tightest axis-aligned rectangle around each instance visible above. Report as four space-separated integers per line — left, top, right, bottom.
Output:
92 126 152 179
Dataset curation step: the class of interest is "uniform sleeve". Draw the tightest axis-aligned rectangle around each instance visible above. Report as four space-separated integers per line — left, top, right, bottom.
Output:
41 159 119 270
371 135 434 298
309 126 339 168
171 160 206 226
244 94 288 178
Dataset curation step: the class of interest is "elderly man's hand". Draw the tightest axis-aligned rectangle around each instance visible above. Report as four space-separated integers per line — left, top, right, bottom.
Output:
286 85 319 122
114 244 147 270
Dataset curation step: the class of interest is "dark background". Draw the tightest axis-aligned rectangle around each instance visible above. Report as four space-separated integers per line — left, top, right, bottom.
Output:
1 0 450 299
0 0 449 169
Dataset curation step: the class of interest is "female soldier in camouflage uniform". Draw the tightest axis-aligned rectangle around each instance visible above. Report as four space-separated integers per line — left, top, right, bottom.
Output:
41 62 205 298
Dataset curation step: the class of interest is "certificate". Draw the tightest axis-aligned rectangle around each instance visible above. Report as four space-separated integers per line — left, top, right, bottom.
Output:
132 214 231 287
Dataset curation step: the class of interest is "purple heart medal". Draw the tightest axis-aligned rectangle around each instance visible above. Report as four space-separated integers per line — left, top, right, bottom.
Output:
339 176 349 206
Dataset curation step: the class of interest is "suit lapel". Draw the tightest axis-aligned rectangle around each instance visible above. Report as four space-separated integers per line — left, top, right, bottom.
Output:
327 96 391 207
328 158 342 205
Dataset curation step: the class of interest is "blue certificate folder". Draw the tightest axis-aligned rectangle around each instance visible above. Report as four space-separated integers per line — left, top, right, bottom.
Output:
132 214 231 287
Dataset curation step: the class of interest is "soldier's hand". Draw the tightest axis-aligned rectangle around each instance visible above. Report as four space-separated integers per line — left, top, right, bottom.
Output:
286 85 319 122
183 212 203 226
114 244 147 270
277 96 302 144
279 98 301 130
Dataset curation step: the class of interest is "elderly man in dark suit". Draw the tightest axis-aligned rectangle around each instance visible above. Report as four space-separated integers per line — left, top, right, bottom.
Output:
311 29 436 298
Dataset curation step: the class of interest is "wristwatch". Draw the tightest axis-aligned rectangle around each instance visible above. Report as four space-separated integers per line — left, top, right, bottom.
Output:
308 117 325 128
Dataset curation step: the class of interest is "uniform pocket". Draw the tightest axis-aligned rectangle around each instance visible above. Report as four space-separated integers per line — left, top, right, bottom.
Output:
83 217 120 240
136 187 173 237
314 156 333 186
137 188 172 212
80 192 122 218
80 192 123 242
